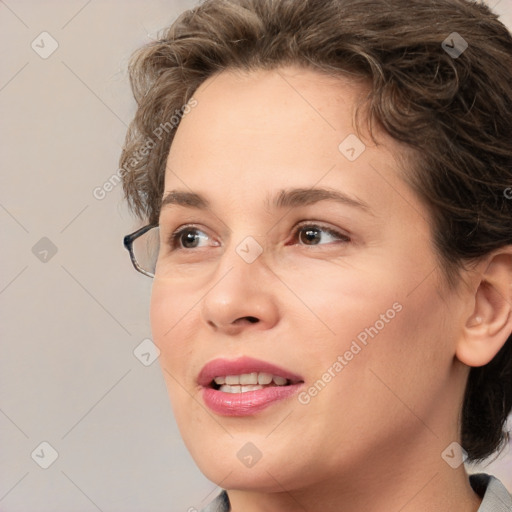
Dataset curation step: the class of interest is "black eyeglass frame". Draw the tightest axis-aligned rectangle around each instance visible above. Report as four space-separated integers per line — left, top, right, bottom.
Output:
123 224 158 278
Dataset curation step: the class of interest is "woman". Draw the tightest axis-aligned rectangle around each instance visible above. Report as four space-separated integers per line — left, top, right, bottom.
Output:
120 0 512 510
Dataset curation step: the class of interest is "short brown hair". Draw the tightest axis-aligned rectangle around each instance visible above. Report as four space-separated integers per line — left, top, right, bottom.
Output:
119 0 512 461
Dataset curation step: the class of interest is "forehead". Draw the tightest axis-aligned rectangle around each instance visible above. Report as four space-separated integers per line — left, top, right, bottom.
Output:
167 66 369 170
163 66 422 222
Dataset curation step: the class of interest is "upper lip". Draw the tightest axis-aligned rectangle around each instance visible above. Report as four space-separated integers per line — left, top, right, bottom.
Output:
198 356 304 387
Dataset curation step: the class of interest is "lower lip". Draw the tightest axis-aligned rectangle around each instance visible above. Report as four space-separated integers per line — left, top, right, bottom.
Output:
202 384 303 416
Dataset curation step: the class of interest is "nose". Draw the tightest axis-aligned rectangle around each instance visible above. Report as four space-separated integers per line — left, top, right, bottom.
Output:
200 245 279 336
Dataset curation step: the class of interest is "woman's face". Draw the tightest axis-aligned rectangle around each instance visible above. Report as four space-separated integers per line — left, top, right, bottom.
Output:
150 66 468 491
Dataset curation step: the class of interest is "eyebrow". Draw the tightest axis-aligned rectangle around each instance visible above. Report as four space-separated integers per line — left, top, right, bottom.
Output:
160 187 372 214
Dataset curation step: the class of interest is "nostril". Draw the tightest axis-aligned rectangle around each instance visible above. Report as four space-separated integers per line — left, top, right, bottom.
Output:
236 316 259 324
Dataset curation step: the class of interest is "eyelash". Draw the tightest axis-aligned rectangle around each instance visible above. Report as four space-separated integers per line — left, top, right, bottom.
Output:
167 221 351 250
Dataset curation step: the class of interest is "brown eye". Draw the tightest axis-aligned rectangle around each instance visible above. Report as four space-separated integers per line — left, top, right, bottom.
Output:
295 224 350 246
299 226 322 245
180 229 204 248
169 227 212 249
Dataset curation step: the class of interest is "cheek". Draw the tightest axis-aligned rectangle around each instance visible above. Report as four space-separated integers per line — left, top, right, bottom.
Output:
329 282 453 431
281 259 404 356
288 258 453 406
150 280 199 375
150 282 206 428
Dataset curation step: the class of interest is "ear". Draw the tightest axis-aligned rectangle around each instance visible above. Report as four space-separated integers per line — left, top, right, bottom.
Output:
456 247 512 367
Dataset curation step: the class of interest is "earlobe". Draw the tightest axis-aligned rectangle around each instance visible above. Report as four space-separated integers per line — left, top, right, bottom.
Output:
456 250 512 368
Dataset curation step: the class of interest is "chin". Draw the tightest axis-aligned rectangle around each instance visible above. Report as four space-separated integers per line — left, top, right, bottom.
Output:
200 460 294 492
183 431 300 491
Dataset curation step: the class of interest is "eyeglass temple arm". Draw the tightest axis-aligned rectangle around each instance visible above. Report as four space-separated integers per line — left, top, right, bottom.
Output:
123 224 158 278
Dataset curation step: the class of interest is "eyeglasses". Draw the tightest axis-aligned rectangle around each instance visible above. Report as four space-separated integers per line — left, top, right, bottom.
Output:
123 224 160 278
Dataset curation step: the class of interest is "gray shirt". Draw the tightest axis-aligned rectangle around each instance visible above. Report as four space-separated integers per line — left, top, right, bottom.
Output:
200 474 512 511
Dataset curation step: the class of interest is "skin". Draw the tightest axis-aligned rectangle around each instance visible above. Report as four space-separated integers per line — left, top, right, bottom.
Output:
149 65 512 511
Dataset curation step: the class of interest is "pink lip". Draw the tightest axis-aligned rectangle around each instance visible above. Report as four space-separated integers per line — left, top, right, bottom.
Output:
198 356 304 417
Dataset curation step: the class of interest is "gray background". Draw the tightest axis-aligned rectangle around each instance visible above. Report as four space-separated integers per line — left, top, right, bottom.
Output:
1 1 511 510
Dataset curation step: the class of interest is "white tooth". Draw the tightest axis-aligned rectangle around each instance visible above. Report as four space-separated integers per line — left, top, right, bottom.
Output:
218 384 264 393
225 375 240 385
257 372 273 385
241 385 263 392
214 376 225 385
273 375 287 386
240 372 258 385
219 384 241 393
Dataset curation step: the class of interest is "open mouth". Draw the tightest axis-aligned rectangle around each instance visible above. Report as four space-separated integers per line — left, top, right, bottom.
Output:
210 372 296 393
199 357 305 415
